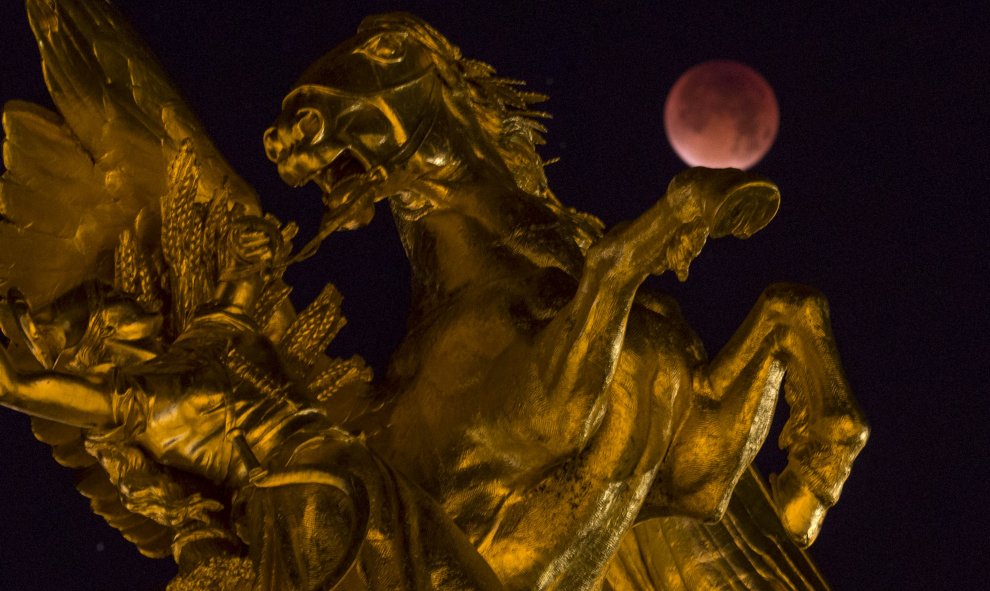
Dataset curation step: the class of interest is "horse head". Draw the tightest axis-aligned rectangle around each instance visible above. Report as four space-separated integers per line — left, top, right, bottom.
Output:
263 13 591 245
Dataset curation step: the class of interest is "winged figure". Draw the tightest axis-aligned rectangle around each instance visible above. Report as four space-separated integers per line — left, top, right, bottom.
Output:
0 2 868 590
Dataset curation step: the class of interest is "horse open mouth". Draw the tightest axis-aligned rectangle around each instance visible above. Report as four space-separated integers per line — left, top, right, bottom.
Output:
310 148 370 196
300 147 385 232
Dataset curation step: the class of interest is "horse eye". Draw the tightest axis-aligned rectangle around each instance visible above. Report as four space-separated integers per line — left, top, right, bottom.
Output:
361 33 406 63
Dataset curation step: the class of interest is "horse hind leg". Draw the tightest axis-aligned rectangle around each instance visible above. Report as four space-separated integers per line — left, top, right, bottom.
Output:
651 283 868 546
648 310 784 524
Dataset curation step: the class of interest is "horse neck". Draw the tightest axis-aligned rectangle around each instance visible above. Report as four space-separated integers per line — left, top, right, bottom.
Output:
388 106 588 304
389 175 586 314
389 183 502 304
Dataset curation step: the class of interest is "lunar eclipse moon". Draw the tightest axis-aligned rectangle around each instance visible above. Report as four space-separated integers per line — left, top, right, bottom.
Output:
664 60 779 170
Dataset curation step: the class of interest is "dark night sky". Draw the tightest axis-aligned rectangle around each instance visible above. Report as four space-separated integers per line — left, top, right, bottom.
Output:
1 2 987 589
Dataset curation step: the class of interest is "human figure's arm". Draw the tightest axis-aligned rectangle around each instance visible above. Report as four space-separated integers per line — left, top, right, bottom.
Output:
212 215 283 317
0 345 115 429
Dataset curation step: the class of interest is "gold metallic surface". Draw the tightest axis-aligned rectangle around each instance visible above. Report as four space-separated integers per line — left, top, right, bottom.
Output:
0 3 868 590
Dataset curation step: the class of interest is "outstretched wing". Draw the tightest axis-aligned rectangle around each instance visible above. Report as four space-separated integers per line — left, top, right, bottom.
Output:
604 466 829 590
0 0 258 310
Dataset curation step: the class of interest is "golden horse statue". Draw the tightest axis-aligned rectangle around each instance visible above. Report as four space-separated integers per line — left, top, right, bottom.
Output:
0 2 867 589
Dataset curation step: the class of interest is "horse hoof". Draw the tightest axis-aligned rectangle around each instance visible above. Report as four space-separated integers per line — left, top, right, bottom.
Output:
770 467 827 548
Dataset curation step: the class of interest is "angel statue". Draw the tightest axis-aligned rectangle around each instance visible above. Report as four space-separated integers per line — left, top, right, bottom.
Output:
0 1 870 590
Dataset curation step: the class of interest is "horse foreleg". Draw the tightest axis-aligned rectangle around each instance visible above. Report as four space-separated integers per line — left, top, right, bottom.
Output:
757 284 869 546
530 168 780 457
650 283 868 546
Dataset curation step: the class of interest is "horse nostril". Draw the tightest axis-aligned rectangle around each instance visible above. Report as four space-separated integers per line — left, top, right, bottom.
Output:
263 127 281 162
293 108 325 145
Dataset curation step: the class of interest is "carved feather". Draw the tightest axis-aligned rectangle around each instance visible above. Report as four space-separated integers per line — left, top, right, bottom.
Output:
1 0 260 311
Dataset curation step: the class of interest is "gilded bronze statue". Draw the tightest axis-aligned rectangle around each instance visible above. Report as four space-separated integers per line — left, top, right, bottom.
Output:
0 2 868 589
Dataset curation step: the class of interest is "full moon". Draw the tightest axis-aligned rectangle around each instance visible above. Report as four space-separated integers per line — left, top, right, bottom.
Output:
664 60 779 170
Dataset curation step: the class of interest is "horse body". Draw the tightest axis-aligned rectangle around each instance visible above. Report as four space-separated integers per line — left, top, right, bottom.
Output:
264 12 869 588
363 187 702 587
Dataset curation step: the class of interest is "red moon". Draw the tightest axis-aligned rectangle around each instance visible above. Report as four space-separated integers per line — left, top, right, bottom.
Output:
664 60 779 170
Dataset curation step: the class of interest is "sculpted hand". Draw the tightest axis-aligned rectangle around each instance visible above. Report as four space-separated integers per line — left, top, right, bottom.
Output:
226 216 283 279
123 488 224 528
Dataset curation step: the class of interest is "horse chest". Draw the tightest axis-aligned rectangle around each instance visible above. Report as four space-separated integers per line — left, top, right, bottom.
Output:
370 280 700 586
376 290 538 480
417 296 522 381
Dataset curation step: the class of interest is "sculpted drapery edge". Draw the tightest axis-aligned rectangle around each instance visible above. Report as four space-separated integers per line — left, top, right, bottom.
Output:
0 2 867 589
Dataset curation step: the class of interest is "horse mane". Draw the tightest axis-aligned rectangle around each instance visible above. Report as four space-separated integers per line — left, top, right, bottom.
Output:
359 13 605 252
